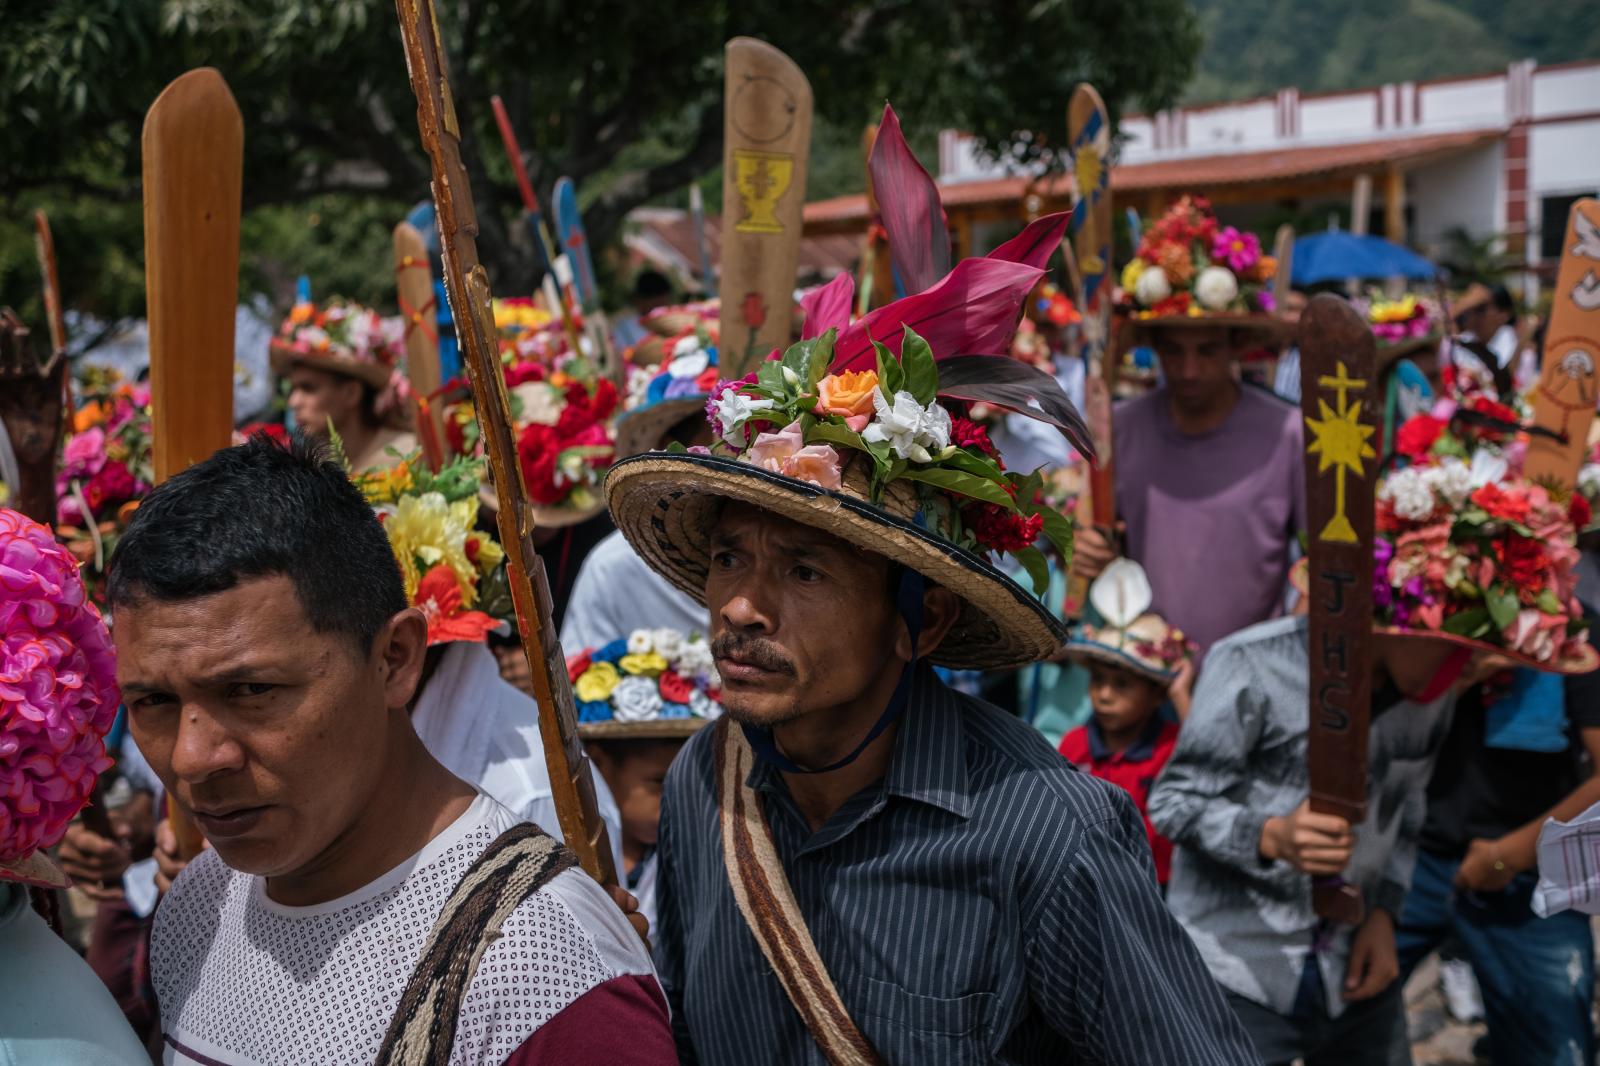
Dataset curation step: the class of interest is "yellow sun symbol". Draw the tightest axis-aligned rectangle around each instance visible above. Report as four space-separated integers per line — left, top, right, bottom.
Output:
1304 362 1376 544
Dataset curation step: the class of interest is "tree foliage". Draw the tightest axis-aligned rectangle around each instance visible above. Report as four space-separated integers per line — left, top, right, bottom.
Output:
0 0 1201 322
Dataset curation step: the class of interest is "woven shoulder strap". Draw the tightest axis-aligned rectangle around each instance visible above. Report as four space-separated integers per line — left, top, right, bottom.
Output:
376 821 578 1066
714 719 885 1066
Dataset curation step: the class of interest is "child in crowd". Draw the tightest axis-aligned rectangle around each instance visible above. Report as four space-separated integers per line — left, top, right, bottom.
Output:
568 627 721 927
1058 559 1194 886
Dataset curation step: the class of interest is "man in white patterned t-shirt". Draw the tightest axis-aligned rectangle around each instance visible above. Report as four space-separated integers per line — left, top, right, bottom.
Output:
108 437 674 1065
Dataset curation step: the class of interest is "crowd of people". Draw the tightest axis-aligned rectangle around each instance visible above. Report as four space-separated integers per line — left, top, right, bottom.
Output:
1 110 1598 1066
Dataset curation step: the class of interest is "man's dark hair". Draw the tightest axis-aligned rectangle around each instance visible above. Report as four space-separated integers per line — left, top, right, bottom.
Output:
108 434 407 652
1489 284 1515 314
633 269 672 301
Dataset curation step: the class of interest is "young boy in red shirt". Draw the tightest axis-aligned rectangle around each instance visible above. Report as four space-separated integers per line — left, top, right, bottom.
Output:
1058 559 1195 885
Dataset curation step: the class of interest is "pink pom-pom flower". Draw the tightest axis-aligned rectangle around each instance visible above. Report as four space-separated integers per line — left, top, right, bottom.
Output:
0 508 119 864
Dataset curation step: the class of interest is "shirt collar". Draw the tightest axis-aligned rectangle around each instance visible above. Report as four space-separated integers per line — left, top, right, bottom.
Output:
1085 712 1166 764
745 664 972 820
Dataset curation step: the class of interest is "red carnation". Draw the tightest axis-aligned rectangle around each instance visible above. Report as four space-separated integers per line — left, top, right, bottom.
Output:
1149 292 1192 318
950 417 999 459
659 670 694 704
1471 483 1531 525
1493 535 1548 592
1394 415 1445 460
590 378 620 420
963 501 1044 552
516 422 564 504
1467 395 1519 428
504 361 545 387
1570 493 1593 531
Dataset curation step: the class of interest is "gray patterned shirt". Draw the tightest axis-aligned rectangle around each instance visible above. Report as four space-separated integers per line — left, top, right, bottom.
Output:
1148 616 1454 1018
654 666 1261 1064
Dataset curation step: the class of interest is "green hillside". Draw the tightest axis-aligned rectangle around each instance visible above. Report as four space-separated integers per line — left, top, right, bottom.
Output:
1187 0 1600 102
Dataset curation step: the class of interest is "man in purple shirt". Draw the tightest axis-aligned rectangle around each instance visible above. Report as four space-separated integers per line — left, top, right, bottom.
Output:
1076 324 1305 657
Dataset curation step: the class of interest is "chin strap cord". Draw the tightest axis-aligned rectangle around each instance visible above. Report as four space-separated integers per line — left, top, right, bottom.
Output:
743 566 925 775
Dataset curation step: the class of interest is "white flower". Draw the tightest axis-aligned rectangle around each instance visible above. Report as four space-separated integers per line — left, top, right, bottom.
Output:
672 335 702 359
625 365 654 408
611 676 663 722
512 382 563 426
1379 467 1436 521
688 688 722 721
1579 463 1600 497
1421 457 1472 507
650 628 684 660
627 629 653 655
675 637 714 676
1467 448 1508 490
714 387 775 442
1134 266 1171 307
1194 266 1239 311
668 349 710 380
862 388 953 463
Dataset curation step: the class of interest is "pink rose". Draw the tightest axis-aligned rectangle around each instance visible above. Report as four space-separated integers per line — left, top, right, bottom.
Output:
1504 608 1564 662
744 421 843 490
61 428 107 479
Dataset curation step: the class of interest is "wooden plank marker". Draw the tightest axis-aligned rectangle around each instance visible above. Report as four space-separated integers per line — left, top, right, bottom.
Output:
1298 293 1380 925
1064 82 1113 618
395 0 616 884
393 221 447 467
143 67 244 859
717 37 812 379
1525 199 1599 490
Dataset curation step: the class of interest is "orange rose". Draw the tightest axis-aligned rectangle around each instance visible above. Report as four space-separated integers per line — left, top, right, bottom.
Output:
814 370 879 418
1158 244 1195 285
1252 255 1278 283
72 401 107 433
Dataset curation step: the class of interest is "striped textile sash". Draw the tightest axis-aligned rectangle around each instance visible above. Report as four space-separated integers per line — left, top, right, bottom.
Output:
375 822 578 1066
714 719 886 1066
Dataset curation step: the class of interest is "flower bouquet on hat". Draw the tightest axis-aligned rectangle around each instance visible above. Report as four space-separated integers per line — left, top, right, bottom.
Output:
1358 293 1443 365
568 628 723 738
268 297 410 417
1063 559 1195 683
1375 412 1596 673
353 452 512 646
0 507 120 889
1118 196 1283 339
605 104 1094 671
628 300 720 368
54 367 153 605
615 327 722 459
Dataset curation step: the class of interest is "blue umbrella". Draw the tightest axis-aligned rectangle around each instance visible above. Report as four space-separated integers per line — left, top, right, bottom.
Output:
1291 230 1437 285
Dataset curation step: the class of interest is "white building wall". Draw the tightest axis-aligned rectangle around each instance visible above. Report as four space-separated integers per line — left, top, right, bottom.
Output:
1409 143 1503 252
1532 66 1600 120
1417 78 1505 129
1529 119 1600 197
1299 94 1378 140
1183 101 1277 153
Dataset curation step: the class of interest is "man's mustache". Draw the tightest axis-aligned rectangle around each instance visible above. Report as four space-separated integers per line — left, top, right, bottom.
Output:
712 633 797 676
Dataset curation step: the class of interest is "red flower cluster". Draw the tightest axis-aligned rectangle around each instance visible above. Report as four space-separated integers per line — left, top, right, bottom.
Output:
963 499 1044 552
1395 415 1445 460
950 417 999 461
517 380 620 505
1471 483 1531 525
1571 493 1593 532
658 670 694 703
1137 195 1217 262
1148 292 1192 318
1493 535 1548 593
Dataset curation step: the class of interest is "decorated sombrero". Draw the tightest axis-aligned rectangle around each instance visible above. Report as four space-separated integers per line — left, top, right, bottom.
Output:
607 105 1091 672
1374 411 1597 674
614 327 721 459
0 508 120 889
269 297 409 400
441 300 620 529
1361 293 1444 366
1063 559 1195 683
568 627 722 739
352 453 512 646
630 300 720 367
1118 196 1287 341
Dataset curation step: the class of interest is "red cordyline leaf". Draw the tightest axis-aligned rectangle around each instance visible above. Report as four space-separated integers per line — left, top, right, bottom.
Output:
869 104 951 297
799 273 854 339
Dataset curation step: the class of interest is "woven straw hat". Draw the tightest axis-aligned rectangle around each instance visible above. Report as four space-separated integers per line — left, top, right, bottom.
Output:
605 452 1067 671
613 397 708 460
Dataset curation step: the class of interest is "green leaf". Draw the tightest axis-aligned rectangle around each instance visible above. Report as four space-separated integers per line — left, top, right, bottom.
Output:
807 329 837 390
900 325 938 405
873 338 904 397
806 421 870 454
1537 589 1563 615
780 339 811 382
939 447 1006 481
1014 546 1050 596
897 466 1016 508
1034 506 1076 568
756 360 787 395
1484 584 1519 630
1441 607 1491 639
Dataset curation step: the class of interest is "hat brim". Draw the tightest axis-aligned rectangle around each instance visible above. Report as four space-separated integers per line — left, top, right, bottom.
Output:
269 339 396 391
615 397 710 460
477 483 607 529
0 850 71 890
1374 626 1600 676
1122 314 1291 346
1061 640 1178 684
604 453 1066 670
579 718 710 740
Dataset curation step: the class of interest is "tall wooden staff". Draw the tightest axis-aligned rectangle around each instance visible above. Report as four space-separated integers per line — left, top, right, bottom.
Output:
552 176 620 379
33 212 68 358
717 38 812 380
1299 293 1380 925
143 67 244 859
1525 199 1599 490
394 221 448 467
395 0 616 884
1063 83 1113 617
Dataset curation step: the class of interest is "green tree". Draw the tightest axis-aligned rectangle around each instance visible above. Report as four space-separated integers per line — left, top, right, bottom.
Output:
0 0 1201 323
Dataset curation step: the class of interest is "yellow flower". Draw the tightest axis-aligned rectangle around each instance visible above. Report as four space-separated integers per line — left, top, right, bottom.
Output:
575 662 621 702
1370 295 1419 324
470 533 505 575
383 491 480 606
619 652 669 676
357 461 414 506
1120 259 1146 293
